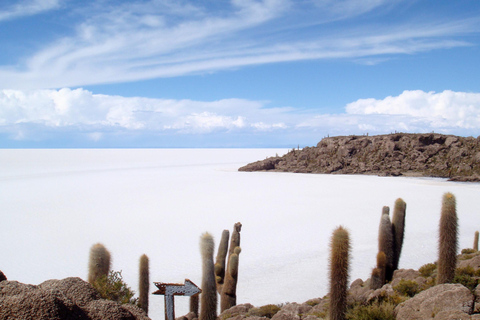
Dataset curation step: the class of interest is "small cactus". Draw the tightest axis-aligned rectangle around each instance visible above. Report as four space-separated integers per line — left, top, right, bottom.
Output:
474 231 479 252
378 207 394 282
437 192 458 284
329 226 350 320
88 243 111 284
138 254 149 314
370 268 383 290
200 233 217 320
392 198 406 271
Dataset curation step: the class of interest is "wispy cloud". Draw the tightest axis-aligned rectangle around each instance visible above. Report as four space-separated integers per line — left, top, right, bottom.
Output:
0 0 60 22
1 88 480 146
0 0 478 89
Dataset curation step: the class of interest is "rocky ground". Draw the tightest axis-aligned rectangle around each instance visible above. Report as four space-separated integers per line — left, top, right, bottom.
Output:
239 133 480 181
0 276 149 320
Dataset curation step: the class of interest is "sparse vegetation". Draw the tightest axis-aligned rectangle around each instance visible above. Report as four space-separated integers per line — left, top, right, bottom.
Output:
246 304 281 318
393 279 420 297
92 270 137 305
346 301 396 320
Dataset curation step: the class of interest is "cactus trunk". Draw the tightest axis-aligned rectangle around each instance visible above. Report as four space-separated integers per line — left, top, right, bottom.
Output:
392 198 406 271
474 231 479 252
200 233 217 320
221 223 242 312
215 229 230 294
88 243 111 284
329 226 350 320
437 192 458 285
138 254 149 314
378 207 394 282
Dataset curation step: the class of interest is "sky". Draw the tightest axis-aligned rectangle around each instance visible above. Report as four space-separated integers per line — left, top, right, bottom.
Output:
1 0 480 148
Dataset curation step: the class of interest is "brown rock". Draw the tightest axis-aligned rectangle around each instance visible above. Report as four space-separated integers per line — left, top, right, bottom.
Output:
219 303 255 319
271 302 312 320
0 278 150 320
395 284 474 320
0 270 6 282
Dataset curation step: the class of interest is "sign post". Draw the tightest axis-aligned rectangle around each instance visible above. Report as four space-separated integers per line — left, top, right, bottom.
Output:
153 279 202 320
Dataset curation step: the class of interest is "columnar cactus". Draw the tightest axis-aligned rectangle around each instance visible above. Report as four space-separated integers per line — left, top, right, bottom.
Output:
220 222 242 312
437 192 458 285
221 246 241 312
370 251 386 290
474 231 479 252
88 243 111 284
392 198 406 271
378 207 394 282
329 226 350 320
215 229 230 293
190 294 199 316
200 233 217 320
138 254 149 314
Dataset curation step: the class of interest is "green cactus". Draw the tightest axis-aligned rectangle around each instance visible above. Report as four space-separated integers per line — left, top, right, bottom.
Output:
437 192 458 285
88 243 111 284
215 229 230 294
378 207 394 282
138 254 149 314
220 223 242 312
329 226 350 320
474 231 479 252
392 198 406 271
200 232 217 320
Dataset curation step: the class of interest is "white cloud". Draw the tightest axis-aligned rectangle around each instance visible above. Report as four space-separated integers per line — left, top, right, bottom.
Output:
0 0 478 89
0 0 60 22
2 88 480 146
346 90 480 129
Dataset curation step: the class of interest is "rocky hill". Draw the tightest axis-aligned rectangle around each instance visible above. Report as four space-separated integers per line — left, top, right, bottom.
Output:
239 133 480 181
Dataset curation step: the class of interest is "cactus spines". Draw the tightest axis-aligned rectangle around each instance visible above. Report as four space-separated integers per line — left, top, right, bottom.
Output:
378 208 394 282
329 226 350 320
88 243 111 284
474 231 479 252
200 232 217 320
138 254 149 314
215 229 230 293
392 198 406 271
437 192 458 285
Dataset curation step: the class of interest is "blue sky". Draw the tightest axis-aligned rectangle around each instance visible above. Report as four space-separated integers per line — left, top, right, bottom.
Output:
1 0 480 148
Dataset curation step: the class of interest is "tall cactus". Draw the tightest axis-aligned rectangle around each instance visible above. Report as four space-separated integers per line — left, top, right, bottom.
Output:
138 254 149 314
88 243 111 284
200 233 217 320
329 226 350 320
392 198 406 271
437 192 458 285
190 294 199 316
474 231 479 252
378 207 394 282
221 222 242 312
215 229 230 294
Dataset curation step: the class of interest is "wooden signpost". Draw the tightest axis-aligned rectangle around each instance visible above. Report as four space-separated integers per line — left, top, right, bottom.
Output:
153 279 202 320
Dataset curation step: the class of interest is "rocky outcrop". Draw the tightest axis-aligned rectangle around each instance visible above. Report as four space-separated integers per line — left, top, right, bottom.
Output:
394 283 475 319
0 277 150 320
239 133 480 180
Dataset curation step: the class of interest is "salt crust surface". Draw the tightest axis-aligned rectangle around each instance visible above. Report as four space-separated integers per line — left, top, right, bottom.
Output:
1 149 479 319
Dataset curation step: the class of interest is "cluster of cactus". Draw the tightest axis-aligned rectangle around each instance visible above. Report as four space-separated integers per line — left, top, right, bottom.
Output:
199 222 242 319
87 243 150 314
329 226 351 320
371 198 406 289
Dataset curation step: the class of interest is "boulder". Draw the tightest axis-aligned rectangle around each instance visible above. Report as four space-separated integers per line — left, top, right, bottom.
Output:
395 284 474 320
0 278 150 320
0 270 7 282
270 302 312 320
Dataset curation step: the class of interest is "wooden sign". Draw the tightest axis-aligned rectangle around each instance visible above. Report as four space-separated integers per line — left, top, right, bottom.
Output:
153 279 201 320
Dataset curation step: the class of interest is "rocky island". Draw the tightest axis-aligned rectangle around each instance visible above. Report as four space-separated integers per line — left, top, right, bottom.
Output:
239 133 480 181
